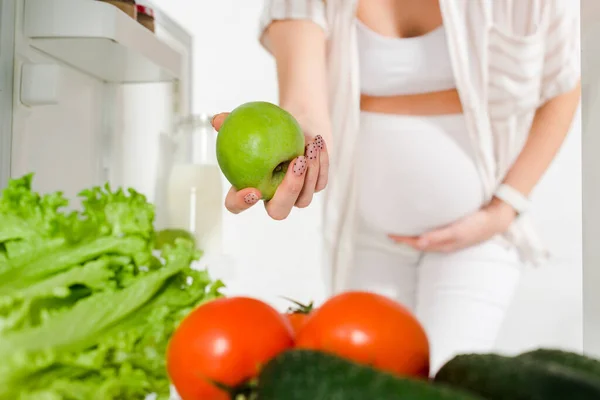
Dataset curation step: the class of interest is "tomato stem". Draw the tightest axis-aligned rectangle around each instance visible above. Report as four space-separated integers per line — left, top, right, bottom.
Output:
280 296 314 314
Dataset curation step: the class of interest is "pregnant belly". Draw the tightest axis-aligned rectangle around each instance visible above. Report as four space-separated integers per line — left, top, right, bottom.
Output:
356 112 485 236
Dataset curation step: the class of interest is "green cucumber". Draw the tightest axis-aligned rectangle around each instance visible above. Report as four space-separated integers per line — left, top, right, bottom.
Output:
517 348 600 380
256 349 484 400
434 353 600 400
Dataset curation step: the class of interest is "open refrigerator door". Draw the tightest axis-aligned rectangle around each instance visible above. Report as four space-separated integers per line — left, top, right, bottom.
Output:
5 0 231 263
7 0 193 206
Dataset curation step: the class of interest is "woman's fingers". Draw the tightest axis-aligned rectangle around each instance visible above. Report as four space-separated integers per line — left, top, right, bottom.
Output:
314 135 329 192
214 111 329 220
418 227 457 248
296 140 321 208
224 186 261 214
388 235 420 248
211 112 230 131
265 156 308 220
297 134 330 207
388 227 459 252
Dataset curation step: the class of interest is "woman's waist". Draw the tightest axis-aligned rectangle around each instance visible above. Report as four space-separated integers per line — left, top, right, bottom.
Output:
359 109 468 134
360 89 463 116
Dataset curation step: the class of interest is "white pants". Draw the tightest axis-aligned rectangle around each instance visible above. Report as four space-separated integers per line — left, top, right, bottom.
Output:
345 229 522 375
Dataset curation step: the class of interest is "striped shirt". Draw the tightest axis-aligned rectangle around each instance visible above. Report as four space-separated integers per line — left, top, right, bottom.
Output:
259 0 581 294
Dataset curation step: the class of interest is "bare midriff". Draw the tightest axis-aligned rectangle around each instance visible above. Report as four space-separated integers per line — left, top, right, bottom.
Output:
360 89 463 116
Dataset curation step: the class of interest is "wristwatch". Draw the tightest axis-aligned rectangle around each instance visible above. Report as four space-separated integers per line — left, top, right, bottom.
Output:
494 184 530 215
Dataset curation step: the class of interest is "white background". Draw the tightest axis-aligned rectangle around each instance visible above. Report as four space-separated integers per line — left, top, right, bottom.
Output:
153 0 583 355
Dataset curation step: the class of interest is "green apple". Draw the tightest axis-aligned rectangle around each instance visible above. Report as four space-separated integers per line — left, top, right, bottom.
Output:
216 101 305 201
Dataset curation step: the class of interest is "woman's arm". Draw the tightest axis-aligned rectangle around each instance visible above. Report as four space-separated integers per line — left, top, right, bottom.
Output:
213 18 332 219
493 81 581 207
390 85 581 250
264 20 333 146
487 82 581 221
389 0 581 251
492 0 581 212
390 83 581 251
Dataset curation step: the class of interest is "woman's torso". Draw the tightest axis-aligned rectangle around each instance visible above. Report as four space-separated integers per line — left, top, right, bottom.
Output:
258 0 577 290
355 0 484 235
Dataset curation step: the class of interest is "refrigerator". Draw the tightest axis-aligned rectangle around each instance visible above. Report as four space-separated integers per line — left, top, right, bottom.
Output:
0 1 225 397
0 0 193 228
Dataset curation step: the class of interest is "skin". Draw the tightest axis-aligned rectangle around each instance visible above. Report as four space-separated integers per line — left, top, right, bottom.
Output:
211 16 331 221
214 0 581 252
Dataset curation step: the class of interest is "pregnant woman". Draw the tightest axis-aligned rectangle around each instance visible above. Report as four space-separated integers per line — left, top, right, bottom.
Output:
211 0 581 372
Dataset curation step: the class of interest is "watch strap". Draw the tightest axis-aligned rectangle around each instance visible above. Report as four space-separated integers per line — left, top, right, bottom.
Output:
494 184 530 215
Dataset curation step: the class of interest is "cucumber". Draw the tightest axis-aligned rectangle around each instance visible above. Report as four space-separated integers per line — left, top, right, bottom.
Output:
256 349 484 400
434 353 600 400
517 348 600 380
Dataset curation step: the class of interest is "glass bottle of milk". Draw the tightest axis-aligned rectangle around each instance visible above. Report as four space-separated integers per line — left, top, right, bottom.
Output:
167 114 223 256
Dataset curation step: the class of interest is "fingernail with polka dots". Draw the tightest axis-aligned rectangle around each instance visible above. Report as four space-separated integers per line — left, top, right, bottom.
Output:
293 156 307 176
244 193 259 205
305 142 318 161
314 135 325 150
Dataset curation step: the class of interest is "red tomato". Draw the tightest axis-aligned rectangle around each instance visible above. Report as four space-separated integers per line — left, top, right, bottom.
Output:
282 297 315 336
285 312 310 336
295 291 430 378
166 297 294 400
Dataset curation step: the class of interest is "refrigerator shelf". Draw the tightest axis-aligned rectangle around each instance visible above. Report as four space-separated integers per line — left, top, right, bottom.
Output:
23 0 183 83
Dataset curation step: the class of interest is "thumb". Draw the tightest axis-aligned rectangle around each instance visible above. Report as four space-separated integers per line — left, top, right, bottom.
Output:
211 112 230 131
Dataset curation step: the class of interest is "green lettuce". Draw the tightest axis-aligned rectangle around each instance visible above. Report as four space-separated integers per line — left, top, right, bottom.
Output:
0 174 225 399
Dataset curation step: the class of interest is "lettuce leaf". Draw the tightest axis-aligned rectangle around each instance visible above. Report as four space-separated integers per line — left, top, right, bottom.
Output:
0 174 225 399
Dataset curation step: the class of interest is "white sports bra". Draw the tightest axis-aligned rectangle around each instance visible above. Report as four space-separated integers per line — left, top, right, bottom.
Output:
357 19 456 96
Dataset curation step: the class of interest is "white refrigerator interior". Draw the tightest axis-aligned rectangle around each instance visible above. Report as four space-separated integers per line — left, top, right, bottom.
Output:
0 0 193 227
0 0 233 292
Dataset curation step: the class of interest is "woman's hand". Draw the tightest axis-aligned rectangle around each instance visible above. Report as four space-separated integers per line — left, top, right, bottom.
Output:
211 112 330 220
388 198 517 253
